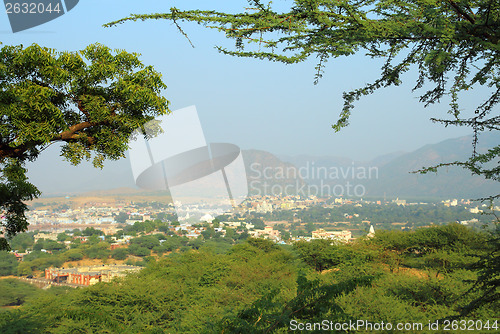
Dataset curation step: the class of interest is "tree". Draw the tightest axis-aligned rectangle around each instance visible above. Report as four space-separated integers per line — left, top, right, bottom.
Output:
81 227 105 237
57 233 71 242
0 252 18 276
0 279 39 307
294 239 341 272
460 224 500 316
305 222 315 234
224 227 237 241
114 212 129 224
0 43 169 250
8 232 34 252
43 240 66 252
83 242 110 259
111 247 129 261
106 0 499 199
63 249 84 262
130 235 160 249
128 244 151 257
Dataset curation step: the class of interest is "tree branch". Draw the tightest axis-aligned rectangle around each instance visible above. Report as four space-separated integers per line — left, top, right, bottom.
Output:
52 121 94 141
447 0 475 24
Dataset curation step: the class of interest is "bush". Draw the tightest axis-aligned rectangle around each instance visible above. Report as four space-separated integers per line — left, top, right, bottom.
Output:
83 242 110 259
128 244 150 257
63 249 84 262
0 252 19 276
111 248 129 260
0 279 40 306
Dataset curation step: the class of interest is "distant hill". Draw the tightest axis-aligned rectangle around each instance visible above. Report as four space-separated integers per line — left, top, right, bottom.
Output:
25 146 306 198
363 132 499 199
26 133 498 200
242 149 306 196
283 132 498 199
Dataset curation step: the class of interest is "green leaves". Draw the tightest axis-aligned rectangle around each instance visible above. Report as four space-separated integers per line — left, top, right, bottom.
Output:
0 42 168 163
0 42 169 247
0 160 40 249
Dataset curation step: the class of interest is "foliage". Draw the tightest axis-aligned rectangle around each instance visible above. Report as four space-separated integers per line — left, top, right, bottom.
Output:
83 241 110 259
371 223 489 253
0 43 169 249
0 279 40 307
294 239 341 272
80 227 105 237
111 247 129 260
56 233 71 242
295 239 375 272
0 252 18 276
8 232 34 252
106 0 500 317
127 244 151 257
0 161 40 250
62 249 84 262
33 239 65 252
461 226 500 316
0 239 297 333
0 225 498 332
130 235 161 249
17 254 64 276
114 211 129 224
123 219 168 234
263 202 489 226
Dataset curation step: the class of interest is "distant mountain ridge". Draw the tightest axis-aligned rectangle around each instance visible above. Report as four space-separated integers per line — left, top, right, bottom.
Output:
26 133 498 199
280 132 498 199
363 132 499 199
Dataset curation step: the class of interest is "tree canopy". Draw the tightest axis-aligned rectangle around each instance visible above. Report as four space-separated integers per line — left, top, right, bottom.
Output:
106 0 499 199
0 43 169 249
0 231 498 332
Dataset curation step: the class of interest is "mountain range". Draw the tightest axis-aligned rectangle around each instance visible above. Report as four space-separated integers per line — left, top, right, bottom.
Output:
26 133 498 200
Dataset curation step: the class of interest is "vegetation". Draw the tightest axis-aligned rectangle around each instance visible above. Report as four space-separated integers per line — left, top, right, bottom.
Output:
0 225 498 333
0 252 18 276
0 279 40 307
0 219 253 278
260 202 487 223
1 1 498 328
0 43 169 250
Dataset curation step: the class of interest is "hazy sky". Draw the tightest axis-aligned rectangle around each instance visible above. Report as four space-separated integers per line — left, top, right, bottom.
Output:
1 0 477 162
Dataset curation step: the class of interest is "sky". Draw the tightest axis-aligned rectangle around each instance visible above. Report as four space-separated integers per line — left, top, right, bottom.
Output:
1 0 477 163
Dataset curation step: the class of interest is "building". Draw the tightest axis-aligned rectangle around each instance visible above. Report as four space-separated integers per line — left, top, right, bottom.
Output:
248 226 281 241
34 232 59 243
393 198 406 206
469 207 480 214
311 229 352 243
367 225 375 238
45 265 142 286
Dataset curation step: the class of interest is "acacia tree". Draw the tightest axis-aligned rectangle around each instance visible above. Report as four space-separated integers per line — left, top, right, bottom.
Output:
106 0 499 199
0 43 169 250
